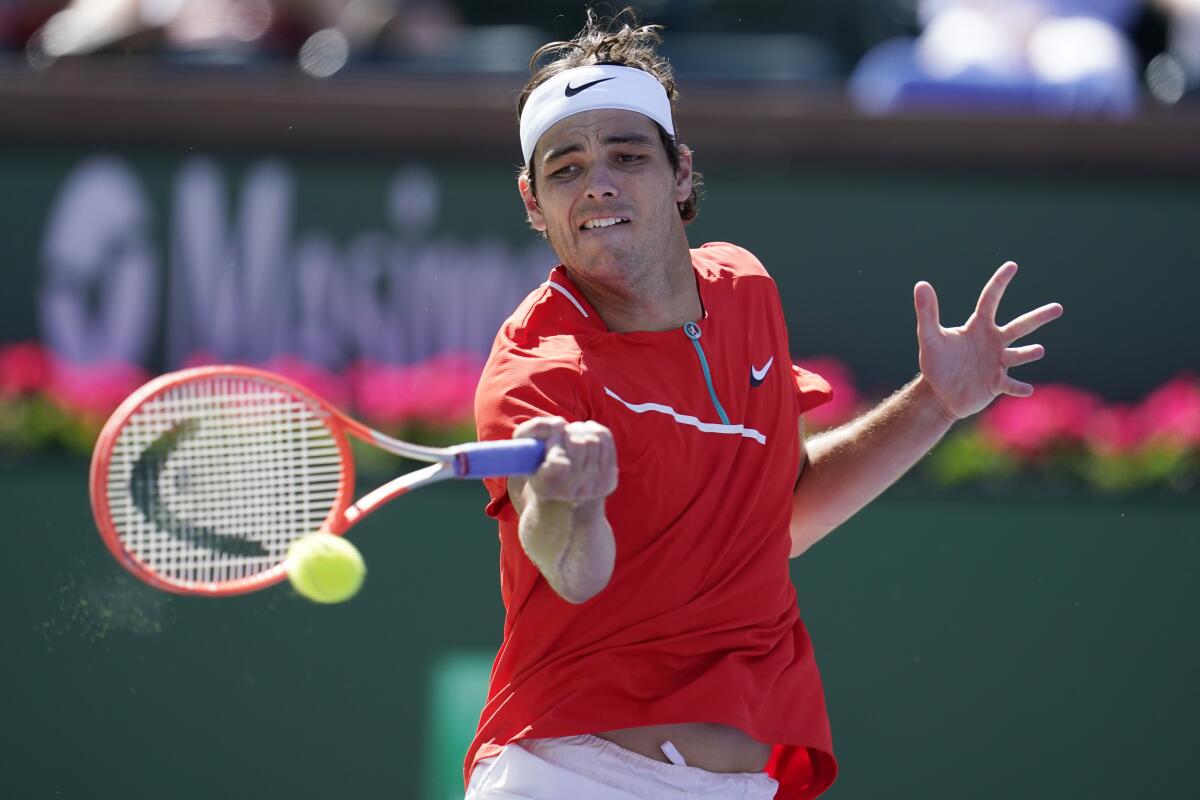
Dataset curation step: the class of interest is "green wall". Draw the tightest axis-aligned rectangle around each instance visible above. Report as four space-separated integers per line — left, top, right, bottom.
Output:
5 457 1197 798
690 166 1198 401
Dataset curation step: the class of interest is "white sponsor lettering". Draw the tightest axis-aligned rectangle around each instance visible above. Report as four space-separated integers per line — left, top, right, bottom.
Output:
39 156 554 369
38 156 158 364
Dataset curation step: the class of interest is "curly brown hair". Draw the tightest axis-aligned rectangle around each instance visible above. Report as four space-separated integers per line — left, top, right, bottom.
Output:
517 7 703 223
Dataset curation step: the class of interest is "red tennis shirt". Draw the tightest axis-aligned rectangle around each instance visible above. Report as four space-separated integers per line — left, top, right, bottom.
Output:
469 242 838 798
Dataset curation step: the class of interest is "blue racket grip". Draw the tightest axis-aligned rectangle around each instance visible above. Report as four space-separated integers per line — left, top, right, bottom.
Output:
453 438 547 479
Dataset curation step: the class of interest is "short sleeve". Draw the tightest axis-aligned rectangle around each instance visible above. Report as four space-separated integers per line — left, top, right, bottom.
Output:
792 363 834 416
474 348 584 519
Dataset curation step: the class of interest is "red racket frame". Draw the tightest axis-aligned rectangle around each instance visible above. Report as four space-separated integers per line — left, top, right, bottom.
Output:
89 365 373 597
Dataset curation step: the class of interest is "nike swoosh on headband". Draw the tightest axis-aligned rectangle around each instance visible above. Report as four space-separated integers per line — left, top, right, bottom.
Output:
564 77 616 97
520 65 674 162
750 356 775 387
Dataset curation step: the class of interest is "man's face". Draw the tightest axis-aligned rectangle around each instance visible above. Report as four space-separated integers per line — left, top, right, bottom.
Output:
518 109 693 288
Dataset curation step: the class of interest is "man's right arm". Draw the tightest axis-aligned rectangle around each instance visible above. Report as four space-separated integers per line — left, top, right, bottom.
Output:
509 416 618 604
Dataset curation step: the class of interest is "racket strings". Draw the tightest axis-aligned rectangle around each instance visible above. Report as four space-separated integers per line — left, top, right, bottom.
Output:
106 376 346 586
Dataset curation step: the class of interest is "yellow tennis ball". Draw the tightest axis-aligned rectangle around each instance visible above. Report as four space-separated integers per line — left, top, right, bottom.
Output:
285 533 365 604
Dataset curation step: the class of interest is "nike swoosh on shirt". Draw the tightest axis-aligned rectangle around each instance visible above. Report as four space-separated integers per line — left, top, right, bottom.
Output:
564 77 616 97
750 356 775 387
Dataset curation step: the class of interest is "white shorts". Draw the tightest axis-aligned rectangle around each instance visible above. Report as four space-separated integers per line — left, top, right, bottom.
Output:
465 733 779 800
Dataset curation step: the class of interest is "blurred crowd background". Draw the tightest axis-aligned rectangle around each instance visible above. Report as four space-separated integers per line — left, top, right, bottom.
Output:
2 0 1198 111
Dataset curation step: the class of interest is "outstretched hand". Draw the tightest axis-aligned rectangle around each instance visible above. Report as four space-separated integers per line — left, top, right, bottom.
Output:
915 261 1063 420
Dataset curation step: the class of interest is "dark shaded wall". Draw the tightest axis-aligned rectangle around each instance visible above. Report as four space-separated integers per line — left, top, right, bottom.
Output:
5 461 1197 798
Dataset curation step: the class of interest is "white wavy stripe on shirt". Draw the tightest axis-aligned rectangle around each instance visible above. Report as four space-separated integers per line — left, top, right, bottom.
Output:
603 387 767 445
541 281 589 318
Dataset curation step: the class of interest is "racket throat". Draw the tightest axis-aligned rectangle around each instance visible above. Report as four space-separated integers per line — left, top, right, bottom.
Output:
340 461 454 529
367 430 451 462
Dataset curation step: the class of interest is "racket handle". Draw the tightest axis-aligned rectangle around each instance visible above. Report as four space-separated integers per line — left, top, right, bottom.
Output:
453 438 547 478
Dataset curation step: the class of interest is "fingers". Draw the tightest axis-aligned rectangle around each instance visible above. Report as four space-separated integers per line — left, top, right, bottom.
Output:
1002 344 1045 369
562 421 617 498
517 417 617 503
513 416 569 494
913 281 941 341
562 421 598 479
975 261 1018 323
1000 375 1034 397
1001 302 1064 343
513 415 567 441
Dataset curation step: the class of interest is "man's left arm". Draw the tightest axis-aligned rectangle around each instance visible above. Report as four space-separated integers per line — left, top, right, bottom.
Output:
789 261 1063 558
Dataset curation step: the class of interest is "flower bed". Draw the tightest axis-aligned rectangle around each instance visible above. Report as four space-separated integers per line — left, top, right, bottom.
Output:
2 341 1196 492
792 356 1199 494
0 342 480 464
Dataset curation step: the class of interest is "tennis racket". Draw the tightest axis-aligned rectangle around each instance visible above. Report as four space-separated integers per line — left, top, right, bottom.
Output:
89 365 544 597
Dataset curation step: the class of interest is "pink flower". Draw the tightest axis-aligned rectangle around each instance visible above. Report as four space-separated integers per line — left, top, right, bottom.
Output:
792 356 860 430
346 359 421 427
403 352 484 425
261 355 351 411
47 358 150 417
347 352 483 428
1086 404 1146 456
981 384 1102 456
0 341 51 396
1136 373 1200 447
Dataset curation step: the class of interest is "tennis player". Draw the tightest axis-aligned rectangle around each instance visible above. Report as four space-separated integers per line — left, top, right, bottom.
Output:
469 11 1062 800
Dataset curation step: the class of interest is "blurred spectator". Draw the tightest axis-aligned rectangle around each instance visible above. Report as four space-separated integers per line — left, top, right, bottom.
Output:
1146 0 1200 102
18 0 472 74
6 0 1197 105
851 0 1146 116
25 0 290 64
10 0 899 77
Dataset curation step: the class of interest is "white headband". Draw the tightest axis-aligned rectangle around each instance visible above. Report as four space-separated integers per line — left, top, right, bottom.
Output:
519 64 675 163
